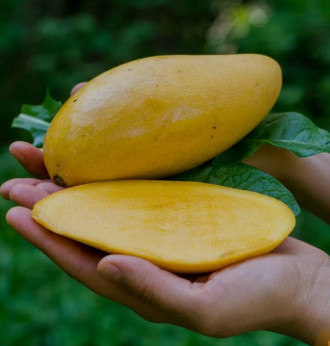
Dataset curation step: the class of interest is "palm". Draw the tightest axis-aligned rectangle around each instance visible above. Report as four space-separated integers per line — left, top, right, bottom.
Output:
1 141 328 340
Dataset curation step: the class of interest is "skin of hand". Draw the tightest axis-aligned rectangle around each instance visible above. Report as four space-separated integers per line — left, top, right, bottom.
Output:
244 145 330 224
1 84 330 345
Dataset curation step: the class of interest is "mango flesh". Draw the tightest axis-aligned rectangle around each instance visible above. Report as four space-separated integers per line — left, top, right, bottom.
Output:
31 180 295 273
44 54 282 187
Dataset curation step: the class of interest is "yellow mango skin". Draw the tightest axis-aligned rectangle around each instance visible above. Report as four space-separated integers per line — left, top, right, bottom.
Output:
44 54 282 187
31 181 295 274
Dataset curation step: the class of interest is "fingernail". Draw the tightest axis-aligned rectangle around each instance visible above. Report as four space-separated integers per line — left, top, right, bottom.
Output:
99 263 122 283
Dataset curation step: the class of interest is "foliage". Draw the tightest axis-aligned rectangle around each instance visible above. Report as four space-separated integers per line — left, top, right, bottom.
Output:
0 146 313 346
12 90 61 147
1 0 330 345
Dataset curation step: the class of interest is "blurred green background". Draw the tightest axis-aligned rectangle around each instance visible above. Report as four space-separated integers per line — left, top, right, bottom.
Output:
1 0 330 345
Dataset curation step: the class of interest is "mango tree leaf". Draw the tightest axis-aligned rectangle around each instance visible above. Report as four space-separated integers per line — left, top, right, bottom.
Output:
213 112 330 166
211 139 259 166
170 162 300 216
20 89 62 122
12 90 61 147
248 112 330 157
12 115 50 148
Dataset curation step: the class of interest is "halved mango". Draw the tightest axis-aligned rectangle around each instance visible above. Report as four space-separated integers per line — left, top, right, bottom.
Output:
44 54 282 186
31 180 295 273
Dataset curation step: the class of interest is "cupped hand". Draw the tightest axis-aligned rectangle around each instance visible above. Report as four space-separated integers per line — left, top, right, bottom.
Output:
0 131 175 323
2 156 330 345
2 83 330 345
3 177 330 344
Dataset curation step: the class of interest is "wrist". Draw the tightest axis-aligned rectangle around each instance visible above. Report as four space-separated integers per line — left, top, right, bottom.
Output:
281 260 330 345
301 263 330 345
244 144 298 182
246 146 330 223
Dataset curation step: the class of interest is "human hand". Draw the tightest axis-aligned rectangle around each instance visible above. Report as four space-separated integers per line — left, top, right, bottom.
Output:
1 127 172 320
2 82 330 345
1 181 168 320
244 144 330 224
2 178 330 345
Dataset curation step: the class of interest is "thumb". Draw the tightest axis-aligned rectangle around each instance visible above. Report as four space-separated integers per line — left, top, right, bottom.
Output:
97 255 194 313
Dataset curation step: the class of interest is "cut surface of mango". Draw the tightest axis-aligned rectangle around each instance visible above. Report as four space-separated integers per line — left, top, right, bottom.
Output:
31 180 295 273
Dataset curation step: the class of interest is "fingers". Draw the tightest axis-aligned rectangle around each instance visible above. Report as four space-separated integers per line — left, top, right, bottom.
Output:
33 182 63 194
1 180 63 209
6 206 108 289
6 206 165 321
98 255 202 325
1 178 42 199
9 141 49 179
71 82 87 95
9 184 51 208
1 179 63 203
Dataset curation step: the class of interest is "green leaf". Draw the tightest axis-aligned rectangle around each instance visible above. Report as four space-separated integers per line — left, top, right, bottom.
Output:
11 90 61 147
212 139 260 166
251 112 330 157
213 112 330 167
12 114 50 148
170 162 301 216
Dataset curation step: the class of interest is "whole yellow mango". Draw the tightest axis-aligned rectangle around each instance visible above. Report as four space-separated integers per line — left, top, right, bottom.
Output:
44 54 282 187
31 180 295 273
